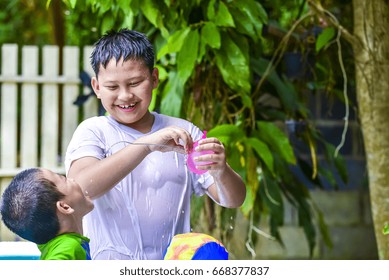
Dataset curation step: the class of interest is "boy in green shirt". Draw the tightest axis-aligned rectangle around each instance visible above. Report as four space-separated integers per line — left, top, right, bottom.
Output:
0 168 94 260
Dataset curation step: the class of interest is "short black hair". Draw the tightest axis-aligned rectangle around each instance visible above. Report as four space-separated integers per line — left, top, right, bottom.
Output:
0 168 65 244
90 28 155 77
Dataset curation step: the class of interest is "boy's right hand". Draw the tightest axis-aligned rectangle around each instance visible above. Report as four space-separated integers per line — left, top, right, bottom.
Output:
137 126 193 154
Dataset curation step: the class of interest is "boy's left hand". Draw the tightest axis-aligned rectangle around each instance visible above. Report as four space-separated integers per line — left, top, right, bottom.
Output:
193 137 227 174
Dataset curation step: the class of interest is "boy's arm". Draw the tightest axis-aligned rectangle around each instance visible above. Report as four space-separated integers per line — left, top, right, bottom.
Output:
67 143 150 199
207 165 246 208
67 126 192 199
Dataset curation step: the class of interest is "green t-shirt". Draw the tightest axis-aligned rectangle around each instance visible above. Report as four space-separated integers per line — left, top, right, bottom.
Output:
37 232 91 260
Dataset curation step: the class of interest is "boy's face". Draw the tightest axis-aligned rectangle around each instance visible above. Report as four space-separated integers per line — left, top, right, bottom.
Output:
41 169 94 216
91 58 159 131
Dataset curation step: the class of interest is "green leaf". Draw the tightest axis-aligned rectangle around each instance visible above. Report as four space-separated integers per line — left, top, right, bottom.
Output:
251 57 308 117
69 0 77 9
97 1 112 15
160 71 184 117
260 175 284 239
384 223 389 235
157 27 190 60
117 0 134 27
234 0 268 25
149 90 157 112
140 0 159 27
155 65 168 81
121 11 135 30
324 143 348 184
313 203 333 248
207 124 245 142
229 8 257 38
240 150 260 216
240 179 256 216
316 27 335 52
317 165 337 188
101 14 115 34
214 2 235 27
46 0 52 9
257 121 296 164
215 32 251 94
207 0 216 20
117 0 132 13
150 65 167 112
245 137 274 174
140 0 168 38
198 38 206 63
230 0 268 37
201 22 221 49
298 200 316 257
177 29 199 83
241 92 253 108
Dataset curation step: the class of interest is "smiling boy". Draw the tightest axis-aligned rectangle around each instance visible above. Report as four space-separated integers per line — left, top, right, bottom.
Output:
65 29 246 260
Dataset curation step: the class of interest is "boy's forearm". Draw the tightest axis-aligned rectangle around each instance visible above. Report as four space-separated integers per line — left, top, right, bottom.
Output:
211 164 246 208
68 143 151 199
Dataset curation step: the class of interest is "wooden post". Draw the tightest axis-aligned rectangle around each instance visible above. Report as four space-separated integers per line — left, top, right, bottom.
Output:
61 46 80 167
0 44 18 241
41 46 59 168
21 46 39 168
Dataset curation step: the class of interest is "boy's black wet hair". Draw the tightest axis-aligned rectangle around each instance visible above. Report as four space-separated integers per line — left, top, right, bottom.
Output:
90 28 155 77
0 168 65 244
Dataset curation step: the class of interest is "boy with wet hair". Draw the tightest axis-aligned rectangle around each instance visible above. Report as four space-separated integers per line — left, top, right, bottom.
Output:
0 168 94 260
65 28 246 260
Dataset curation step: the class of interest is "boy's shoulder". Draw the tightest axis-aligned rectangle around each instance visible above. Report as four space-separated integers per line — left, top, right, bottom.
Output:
76 116 119 133
38 233 90 260
152 112 193 127
152 112 202 138
78 116 110 127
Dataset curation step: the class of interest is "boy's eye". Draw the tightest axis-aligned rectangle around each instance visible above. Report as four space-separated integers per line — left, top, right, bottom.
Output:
106 86 118 90
129 81 141 87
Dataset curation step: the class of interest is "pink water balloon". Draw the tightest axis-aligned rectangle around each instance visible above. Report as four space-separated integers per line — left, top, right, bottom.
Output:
187 131 214 174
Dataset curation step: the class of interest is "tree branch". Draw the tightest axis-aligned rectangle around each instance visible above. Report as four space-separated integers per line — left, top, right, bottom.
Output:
307 0 363 50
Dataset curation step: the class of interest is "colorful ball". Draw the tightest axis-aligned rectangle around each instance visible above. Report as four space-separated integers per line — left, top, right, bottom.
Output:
163 232 228 260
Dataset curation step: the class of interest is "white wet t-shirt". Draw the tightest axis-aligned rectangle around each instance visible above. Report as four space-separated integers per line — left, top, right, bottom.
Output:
65 112 214 260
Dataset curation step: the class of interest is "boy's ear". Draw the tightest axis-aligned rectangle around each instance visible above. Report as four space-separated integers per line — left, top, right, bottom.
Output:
91 77 101 99
57 201 75 215
152 67 159 89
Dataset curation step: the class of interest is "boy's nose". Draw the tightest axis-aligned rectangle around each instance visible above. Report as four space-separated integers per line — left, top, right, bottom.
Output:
118 88 134 99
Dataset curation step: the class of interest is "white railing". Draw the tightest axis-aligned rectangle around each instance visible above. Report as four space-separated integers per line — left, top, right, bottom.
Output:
0 44 99 241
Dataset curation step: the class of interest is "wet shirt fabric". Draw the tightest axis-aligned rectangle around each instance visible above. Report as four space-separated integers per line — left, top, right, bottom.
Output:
38 232 91 260
65 112 214 260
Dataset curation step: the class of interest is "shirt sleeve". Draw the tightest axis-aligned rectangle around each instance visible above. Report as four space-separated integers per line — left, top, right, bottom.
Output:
65 118 107 174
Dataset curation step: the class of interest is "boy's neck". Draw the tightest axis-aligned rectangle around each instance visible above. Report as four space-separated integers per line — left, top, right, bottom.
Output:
58 216 84 236
120 111 155 134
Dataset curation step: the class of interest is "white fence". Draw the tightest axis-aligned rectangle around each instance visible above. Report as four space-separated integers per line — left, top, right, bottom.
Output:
0 44 99 241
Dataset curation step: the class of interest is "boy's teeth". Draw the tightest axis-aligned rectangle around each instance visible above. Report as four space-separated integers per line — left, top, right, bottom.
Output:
119 104 135 109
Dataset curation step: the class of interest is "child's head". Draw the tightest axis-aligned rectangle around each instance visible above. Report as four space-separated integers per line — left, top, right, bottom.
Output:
90 28 155 78
90 28 159 129
0 168 93 244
